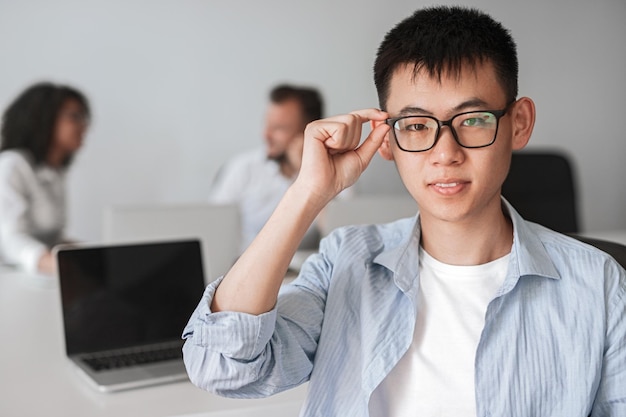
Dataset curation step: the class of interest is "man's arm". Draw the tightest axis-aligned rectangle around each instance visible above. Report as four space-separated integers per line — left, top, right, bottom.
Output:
591 263 626 416
210 109 390 315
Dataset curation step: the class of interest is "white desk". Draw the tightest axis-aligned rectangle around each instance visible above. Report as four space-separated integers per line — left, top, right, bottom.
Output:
0 268 307 417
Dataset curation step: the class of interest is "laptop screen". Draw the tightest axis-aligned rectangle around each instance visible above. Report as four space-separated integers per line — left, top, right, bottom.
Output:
57 240 205 355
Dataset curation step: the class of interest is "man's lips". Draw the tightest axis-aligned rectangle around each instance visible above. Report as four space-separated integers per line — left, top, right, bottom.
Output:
434 182 460 188
429 179 468 194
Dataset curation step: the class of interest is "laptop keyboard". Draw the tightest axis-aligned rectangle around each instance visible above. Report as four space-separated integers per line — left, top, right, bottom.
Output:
82 344 183 372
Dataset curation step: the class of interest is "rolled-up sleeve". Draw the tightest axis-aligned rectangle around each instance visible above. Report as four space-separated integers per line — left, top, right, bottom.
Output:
182 277 279 396
182 278 277 358
182 245 332 398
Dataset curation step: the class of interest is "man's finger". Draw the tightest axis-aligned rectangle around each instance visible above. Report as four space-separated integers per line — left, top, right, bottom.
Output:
304 109 390 156
354 123 390 167
348 108 389 125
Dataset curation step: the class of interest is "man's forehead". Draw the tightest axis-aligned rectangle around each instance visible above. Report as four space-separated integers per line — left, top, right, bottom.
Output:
268 99 302 116
266 100 305 127
384 60 504 110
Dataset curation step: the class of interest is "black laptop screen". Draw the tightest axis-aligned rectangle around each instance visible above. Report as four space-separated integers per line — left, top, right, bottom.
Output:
57 240 205 355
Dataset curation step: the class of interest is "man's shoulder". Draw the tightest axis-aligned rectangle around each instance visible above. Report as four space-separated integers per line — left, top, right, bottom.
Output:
524 222 625 284
209 148 279 202
215 148 278 181
532 224 619 260
321 216 416 255
223 148 270 169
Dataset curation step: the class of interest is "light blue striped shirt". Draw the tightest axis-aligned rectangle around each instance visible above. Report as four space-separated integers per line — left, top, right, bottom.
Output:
182 201 626 416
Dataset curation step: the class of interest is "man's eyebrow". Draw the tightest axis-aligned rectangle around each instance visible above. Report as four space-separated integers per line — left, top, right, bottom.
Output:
394 98 492 117
396 106 431 116
451 98 491 112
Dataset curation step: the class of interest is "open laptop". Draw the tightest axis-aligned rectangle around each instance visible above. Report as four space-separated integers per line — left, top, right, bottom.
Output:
102 203 240 283
55 239 206 392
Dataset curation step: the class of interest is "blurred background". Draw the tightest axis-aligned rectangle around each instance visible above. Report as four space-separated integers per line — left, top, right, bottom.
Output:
0 0 624 241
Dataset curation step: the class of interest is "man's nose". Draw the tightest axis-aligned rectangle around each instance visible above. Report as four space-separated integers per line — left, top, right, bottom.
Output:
429 126 464 165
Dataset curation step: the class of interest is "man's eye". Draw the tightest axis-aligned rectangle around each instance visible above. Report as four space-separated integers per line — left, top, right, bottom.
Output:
463 117 483 127
461 113 495 127
403 123 428 132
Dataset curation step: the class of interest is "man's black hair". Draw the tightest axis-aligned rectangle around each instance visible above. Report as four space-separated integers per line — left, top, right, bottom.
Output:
374 6 518 109
270 84 324 125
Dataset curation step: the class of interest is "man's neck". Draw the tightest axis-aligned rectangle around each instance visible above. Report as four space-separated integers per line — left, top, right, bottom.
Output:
270 150 300 179
420 204 513 266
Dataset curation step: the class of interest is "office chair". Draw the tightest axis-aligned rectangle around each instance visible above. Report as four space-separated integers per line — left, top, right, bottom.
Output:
502 151 579 233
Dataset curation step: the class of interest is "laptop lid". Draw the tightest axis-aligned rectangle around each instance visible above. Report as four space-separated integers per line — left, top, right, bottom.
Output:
102 203 240 283
55 239 206 392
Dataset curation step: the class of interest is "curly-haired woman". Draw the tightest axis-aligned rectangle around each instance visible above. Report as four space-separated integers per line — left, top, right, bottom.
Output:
0 82 90 275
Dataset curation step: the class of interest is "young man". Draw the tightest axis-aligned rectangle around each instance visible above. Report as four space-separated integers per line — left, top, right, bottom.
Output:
208 84 326 252
184 6 625 416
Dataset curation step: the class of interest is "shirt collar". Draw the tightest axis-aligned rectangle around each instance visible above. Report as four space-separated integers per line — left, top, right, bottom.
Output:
503 198 561 290
373 198 561 294
373 215 421 293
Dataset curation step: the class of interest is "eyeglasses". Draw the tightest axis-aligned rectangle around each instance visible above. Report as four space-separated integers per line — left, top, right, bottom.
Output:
385 102 514 152
60 111 90 125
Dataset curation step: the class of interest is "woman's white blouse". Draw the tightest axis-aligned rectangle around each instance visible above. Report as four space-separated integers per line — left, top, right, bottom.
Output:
0 149 66 273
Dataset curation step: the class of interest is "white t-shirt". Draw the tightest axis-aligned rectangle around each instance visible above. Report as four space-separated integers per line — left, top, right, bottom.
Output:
370 246 509 417
0 149 67 272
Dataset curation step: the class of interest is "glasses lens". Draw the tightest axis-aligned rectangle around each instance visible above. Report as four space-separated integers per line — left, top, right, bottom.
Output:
451 111 498 148
62 111 89 125
393 116 439 151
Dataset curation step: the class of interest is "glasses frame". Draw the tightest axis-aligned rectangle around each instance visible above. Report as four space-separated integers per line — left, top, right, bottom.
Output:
60 110 91 126
385 101 515 153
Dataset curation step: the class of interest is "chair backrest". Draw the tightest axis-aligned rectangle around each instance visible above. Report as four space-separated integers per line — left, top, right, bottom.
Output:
568 235 626 269
502 151 579 233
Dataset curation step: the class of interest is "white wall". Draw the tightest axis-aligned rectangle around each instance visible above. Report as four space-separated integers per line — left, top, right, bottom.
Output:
0 0 624 241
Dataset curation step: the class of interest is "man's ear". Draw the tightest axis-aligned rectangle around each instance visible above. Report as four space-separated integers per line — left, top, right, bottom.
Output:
511 97 536 151
371 120 394 161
